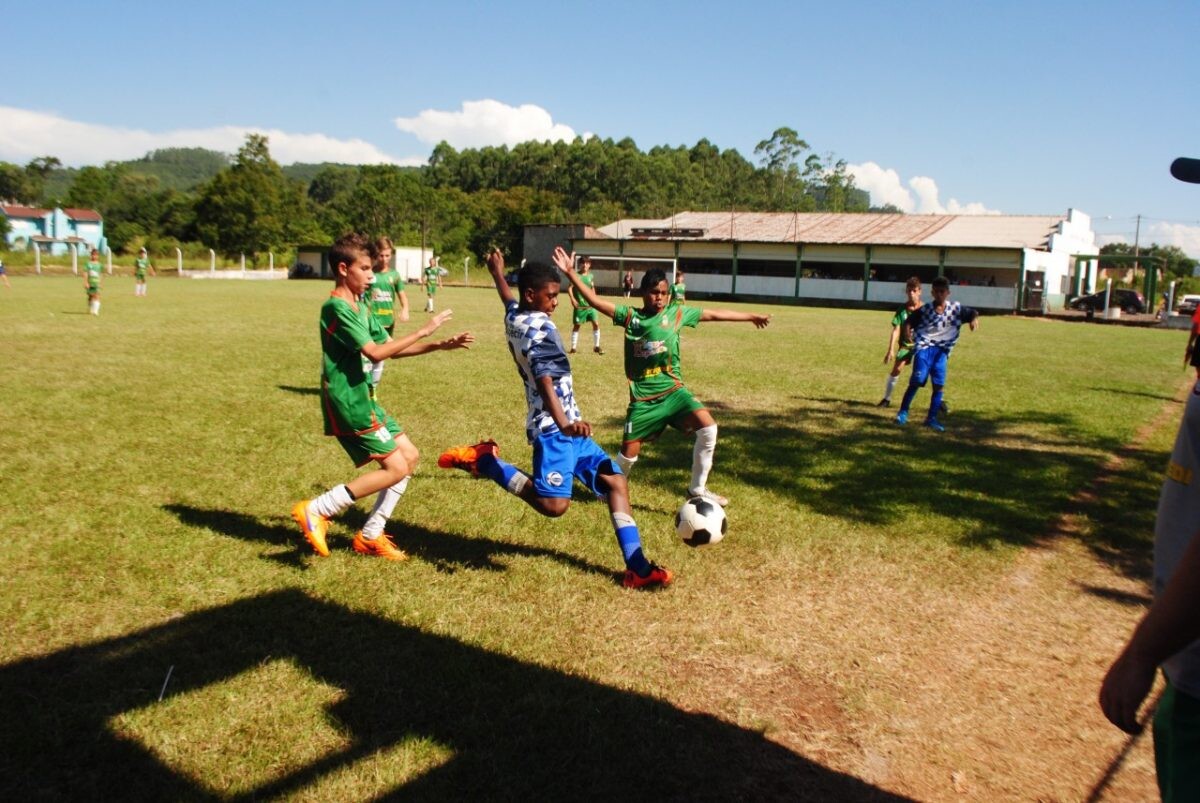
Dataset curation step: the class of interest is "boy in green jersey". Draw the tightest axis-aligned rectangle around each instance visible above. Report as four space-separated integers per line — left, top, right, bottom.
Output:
423 256 442 312
568 255 603 355
562 261 770 507
83 248 103 315
292 233 473 560
366 236 410 390
670 270 686 303
133 247 155 297
879 276 921 407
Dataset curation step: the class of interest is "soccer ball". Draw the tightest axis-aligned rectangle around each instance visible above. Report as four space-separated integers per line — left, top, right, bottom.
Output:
675 497 727 547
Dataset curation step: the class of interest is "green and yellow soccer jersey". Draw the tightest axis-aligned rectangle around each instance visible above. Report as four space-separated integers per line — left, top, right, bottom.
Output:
85 260 103 288
891 306 915 351
134 257 150 279
670 281 686 303
612 302 702 401
368 270 406 329
423 266 440 294
319 295 388 436
571 272 595 310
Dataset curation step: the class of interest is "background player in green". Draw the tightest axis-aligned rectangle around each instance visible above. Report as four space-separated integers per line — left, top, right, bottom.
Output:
133 247 156 297
878 276 922 407
562 260 770 507
366 236 410 390
84 247 103 315
423 256 442 312
292 232 473 561
568 254 603 355
670 269 686 303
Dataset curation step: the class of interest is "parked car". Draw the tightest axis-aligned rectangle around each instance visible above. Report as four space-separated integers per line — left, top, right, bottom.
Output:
1177 294 1200 316
1067 289 1146 314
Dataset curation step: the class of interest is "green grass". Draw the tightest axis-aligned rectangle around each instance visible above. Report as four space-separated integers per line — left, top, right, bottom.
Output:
0 274 1184 798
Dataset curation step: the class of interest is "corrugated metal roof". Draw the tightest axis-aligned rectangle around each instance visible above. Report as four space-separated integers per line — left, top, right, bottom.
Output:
593 211 1064 251
63 207 103 222
1 204 51 219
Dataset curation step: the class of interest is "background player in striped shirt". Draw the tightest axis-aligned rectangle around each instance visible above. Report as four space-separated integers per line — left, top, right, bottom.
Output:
894 276 978 432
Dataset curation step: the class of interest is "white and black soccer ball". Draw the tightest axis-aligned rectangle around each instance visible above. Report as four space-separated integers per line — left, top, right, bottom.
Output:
676 497 727 547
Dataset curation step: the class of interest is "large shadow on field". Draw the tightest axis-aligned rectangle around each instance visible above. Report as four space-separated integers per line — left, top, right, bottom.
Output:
0 591 908 801
624 395 1171 583
164 503 615 580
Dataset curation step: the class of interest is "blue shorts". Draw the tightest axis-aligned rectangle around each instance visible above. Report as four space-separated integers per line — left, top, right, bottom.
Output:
910 346 949 387
531 429 619 499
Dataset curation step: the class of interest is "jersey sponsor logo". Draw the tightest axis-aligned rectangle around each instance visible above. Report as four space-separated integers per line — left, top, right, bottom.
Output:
633 340 668 359
638 365 667 379
546 471 564 487
1167 461 1193 485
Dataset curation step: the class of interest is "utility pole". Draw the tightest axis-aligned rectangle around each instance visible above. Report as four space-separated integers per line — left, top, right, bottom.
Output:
1133 213 1142 285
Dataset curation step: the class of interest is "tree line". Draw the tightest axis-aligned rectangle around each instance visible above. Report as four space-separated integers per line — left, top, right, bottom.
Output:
0 127 877 266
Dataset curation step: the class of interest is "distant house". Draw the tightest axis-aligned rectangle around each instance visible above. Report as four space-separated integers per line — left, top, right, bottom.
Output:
0 205 107 256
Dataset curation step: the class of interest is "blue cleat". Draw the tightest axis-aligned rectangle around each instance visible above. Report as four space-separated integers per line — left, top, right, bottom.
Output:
924 418 945 432
895 410 908 425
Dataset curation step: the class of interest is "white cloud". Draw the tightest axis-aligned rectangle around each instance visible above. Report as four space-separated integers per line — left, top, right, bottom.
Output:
1147 221 1200 259
394 99 577 148
0 105 418 166
847 161 1000 215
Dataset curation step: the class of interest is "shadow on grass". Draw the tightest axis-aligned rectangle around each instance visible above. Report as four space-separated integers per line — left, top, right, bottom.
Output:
1087 386 1180 402
278 384 320 396
165 504 615 582
0 591 909 801
1076 583 1152 607
624 394 1167 581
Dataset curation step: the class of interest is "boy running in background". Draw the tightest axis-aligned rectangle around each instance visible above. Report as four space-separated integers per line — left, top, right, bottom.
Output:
293 233 473 560
562 260 770 507
438 247 672 590
133 247 155 297
670 269 686 303
366 236 410 390
894 276 978 432
423 256 442 313
568 255 603 355
84 248 103 315
878 276 922 407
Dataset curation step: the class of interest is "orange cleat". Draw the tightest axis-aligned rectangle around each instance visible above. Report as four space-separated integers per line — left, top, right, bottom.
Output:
437 440 499 476
352 531 408 561
292 500 330 557
622 564 673 590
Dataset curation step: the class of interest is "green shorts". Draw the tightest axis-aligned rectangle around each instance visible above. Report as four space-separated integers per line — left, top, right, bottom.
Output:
573 307 599 326
896 346 913 363
1154 677 1200 801
86 282 100 295
623 387 705 443
426 286 438 296
135 271 148 281
336 405 404 467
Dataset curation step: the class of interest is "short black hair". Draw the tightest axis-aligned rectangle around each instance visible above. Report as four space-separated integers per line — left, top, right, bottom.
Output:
518 261 560 297
641 267 668 291
932 276 950 291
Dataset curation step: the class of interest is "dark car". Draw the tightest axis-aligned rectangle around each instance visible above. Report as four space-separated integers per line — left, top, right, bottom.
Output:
1176 294 1200 316
1067 289 1146 314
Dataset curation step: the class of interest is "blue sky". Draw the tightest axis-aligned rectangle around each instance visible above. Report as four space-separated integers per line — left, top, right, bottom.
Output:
2 0 1197 253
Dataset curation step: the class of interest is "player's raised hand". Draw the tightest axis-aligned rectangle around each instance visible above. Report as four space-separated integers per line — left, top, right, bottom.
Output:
419 308 452 336
552 246 576 275
485 249 505 275
442 331 474 350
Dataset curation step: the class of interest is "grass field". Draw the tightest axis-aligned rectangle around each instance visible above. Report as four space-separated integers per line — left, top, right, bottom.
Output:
0 274 1185 799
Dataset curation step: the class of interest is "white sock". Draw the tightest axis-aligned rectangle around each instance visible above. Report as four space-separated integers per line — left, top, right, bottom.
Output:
884 374 898 400
507 472 529 495
593 329 601 349
362 477 409 538
310 484 355 519
571 331 579 350
371 361 385 387
690 425 718 492
614 452 637 475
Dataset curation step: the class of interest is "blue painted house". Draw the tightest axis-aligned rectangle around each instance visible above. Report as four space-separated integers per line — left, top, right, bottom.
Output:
1 204 107 255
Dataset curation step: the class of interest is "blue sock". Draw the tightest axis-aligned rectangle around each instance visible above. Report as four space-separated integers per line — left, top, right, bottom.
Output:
927 388 944 421
899 383 920 414
477 453 521 491
612 512 651 575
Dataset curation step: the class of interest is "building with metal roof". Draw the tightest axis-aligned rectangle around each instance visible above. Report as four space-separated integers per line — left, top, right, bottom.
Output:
1 205 107 256
553 209 1099 312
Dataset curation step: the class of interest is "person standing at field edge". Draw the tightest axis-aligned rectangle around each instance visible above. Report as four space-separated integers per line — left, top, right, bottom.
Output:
568 255 603 355
84 248 103 315
366 236 410 393
894 276 978 432
292 232 473 561
423 256 442 313
133 247 156 297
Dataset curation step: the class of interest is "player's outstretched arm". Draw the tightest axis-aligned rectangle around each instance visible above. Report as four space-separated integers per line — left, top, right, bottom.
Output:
699 309 771 328
395 331 474 357
1100 529 1200 734
485 249 516 306
554 247 617 319
362 309 453 361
